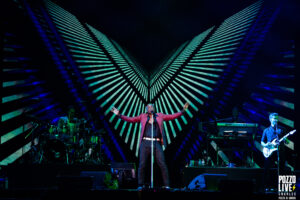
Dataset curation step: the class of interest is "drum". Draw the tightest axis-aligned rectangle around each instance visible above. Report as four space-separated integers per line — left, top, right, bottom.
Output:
58 133 75 144
82 134 100 157
68 122 79 135
58 122 80 145
89 135 100 145
48 125 59 138
48 125 57 134
43 139 66 163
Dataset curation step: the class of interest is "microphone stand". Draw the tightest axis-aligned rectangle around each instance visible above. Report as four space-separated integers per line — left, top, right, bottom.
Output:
151 113 154 189
276 124 280 186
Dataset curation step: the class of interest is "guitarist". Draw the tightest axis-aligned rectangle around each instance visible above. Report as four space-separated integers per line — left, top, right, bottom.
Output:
261 113 289 192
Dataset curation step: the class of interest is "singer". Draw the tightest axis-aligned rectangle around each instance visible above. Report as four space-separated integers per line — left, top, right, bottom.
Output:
111 102 189 190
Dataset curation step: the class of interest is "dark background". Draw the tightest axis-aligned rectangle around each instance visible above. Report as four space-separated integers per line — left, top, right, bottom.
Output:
51 0 300 73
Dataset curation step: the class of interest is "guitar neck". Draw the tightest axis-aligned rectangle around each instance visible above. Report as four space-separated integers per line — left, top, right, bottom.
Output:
278 130 295 143
278 135 289 143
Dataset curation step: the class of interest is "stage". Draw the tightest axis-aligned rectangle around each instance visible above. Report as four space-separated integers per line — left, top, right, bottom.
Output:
1 1 299 199
1 164 298 200
0 188 279 200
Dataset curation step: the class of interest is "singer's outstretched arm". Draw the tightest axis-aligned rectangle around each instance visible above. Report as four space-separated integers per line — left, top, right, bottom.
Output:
162 102 189 121
111 106 141 123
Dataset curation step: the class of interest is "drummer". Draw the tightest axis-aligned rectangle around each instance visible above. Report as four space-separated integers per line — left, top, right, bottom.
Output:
57 106 81 143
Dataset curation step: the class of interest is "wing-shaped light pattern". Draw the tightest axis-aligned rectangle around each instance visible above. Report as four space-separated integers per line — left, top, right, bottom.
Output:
149 28 214 147
87 24 149 101
44 0 147 157
43 0 265 157
149 41 187 96
186 0 263 162
171 0 269 162
149 1 263 148
110 39 149 90
87 26 147 156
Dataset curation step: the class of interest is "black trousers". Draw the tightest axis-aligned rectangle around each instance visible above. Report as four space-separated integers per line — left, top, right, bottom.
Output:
263 151 278 189
263 146 286 189
138 140 170 186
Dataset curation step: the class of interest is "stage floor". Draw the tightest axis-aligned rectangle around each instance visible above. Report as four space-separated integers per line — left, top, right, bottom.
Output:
0 164 298 200
0 188 280 200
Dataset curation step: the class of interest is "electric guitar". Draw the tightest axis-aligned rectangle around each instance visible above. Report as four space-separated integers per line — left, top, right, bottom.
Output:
262 129 296 158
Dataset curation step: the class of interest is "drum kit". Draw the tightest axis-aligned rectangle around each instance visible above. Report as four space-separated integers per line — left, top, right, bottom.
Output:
30 117 105 165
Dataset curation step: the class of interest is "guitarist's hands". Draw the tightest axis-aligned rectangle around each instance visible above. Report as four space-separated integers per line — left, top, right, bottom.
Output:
268 139 279 148
266 142 274 149
272 139 279 146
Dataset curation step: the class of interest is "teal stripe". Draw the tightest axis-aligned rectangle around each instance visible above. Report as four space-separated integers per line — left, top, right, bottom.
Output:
86 70 117 81
104 85 130 114
57 29 98 47
181 72 217 84
193 52 234 59
81 68 115 74
176 76 209 98
89 73 120 87
185 65 224 72
93 76 123 94
165 88 190 121
157 98 171 144
3 80 26 87
1 123 32 144
170 83 199 111
115 91 135 130
96 79 125 100
69 49 106 57
2 93 30 103
201 42 239 52
190 57 230 62
79 64 114 69
64 39 100 51
123 95 138 138
66 44 105 54
159 95 176 138
182 68 220 78
162 92 182 132
130 100 143 150
204 33 245 47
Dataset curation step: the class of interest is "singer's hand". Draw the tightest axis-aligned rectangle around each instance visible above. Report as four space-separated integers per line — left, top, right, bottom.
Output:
111 107 120 116
183 102 190 111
